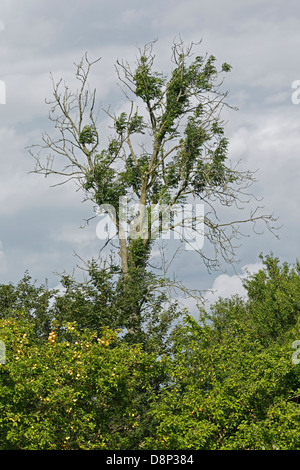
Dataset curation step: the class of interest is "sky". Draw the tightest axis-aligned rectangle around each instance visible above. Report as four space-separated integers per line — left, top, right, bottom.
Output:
0 0 300 309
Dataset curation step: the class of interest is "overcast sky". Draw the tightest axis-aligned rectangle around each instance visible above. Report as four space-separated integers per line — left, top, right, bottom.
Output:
0 0 300 308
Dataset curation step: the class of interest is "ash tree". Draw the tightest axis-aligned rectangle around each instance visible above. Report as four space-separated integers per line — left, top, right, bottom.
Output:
29 39 276 342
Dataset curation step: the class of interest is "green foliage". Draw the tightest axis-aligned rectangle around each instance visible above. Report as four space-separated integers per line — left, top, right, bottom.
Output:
2 253 300 449
0 318 160 449
79 125 97 145
243 254 300 344
143 254 300 450
145 318 300 449
0 272 54 339
23 41 288 450
81 41 238 235
0 263 178 356
115 112 146 136
134 55 165 103
221 62 232 73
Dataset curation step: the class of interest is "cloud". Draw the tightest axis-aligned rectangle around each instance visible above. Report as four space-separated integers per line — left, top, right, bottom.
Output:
0 0 299 293
170 262 263 317
203 262 263 306
0 240 7 274
51 222 98 246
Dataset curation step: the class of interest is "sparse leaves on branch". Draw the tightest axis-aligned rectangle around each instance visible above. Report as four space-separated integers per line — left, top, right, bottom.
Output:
29 40 277 276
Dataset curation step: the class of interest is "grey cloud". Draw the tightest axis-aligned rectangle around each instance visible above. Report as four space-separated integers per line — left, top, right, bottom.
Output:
0 0 299 297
